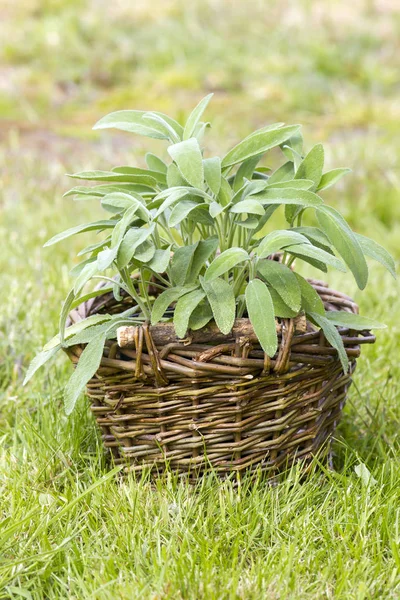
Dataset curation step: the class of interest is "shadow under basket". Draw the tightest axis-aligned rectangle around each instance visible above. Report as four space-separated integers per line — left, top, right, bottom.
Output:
66 279 375 479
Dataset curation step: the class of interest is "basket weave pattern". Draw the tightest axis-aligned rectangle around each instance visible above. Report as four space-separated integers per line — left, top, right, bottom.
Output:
66 280 375 477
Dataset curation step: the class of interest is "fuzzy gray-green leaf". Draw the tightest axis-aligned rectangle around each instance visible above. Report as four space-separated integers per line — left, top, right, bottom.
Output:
245 279 277 356
200 277 235 335
168 138 204 189
173 289 206 338
316 206 368 289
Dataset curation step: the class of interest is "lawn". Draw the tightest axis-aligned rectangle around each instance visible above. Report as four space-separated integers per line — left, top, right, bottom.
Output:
0 1 399 598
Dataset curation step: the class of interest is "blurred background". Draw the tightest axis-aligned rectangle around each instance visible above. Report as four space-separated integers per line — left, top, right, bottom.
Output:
0 0 399 428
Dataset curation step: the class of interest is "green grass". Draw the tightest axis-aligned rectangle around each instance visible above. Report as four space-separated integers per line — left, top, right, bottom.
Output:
1 0 400 597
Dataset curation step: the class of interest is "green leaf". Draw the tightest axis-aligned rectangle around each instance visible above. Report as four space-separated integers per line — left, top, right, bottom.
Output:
135 239 155 262
97 246 120 270
145 153 168 174
317 168 351 191
354 233 396 279
151 286 196 325
44 220 115 247
168 138 204 189
143 112 180 143
64 333 107 415
267 179 314 190
209 201 225 218
256 230 310 258
64 184 154 199
284 243 347 272
117 225 155 269
203 157 221 195
245 279 277 356
268 161 295 184
112 166 166 184
217 177 233 206
23 346 60 385
67 170 158 187
171 243 199 286
44 314 113 351
316 206 368 289
147 247 171 273
187 237 219 282
173 289 206 338
111 204 144 247
73 262 99 294
222 125 301 168
188 302 213 330
168 200 204 227
200 277 236 335
230 199 265 216
295 143 324 191
252 187 323 207
93 110 183 140
205 248 249 281
257 260 301 312
291 226 333 252
183 93 213 140
324 311 386 330
71 286 114 309
295 274 325 315
93 110 168 139
233 155 262 192
269 287 298 318
308 312 349 372
281 130 303 168
167 163 188 188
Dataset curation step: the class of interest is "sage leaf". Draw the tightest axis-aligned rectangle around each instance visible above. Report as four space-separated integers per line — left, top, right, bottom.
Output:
268 161 294 184
187 237 219 282
205 248 249 281
308 312 349 372
295 143 324 190
173 289 206 338
256 230 310 258
168 200 204 227
257 260 301 312
324 311 386 330
167 163 188 188
295 274 325 315
230 199 265 216
93 110 183 140
171 243 199 286
64 333 107 415
23 346 60 386
354 233 396 279
44 220 116 247
233 155 262 192
147 247 171 273
145 153 168 174
252 187 323 207
203 157 221 195
317 168 351 191
200 276 235 334
151 286 196 325
188 302 213 330
316 206 368 289
183 93 213 140
267 179 314 190
284 243 347 272
245 279 277 356
222 124 300 168
117 224 155 269
269 287 298 318
168 138 204 189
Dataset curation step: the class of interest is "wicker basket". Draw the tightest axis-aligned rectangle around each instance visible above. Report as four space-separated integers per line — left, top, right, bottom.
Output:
66 279 375 479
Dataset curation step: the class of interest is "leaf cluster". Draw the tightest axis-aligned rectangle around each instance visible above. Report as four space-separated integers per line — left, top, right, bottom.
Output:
26 95 395 413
